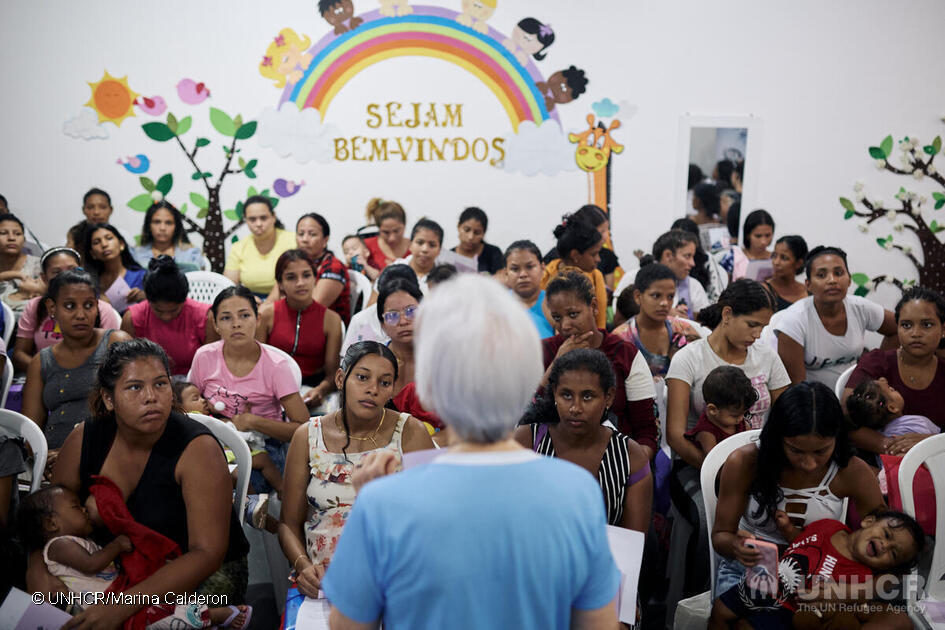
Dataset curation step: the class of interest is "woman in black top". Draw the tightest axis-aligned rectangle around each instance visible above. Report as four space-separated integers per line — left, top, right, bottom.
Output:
43 339 248 626
451 206 505 274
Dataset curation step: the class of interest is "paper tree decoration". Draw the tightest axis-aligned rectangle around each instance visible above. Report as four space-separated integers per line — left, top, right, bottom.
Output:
125 107 272 273
840 127 945 295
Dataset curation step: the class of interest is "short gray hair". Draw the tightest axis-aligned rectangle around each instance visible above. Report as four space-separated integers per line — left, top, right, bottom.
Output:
414 274 542 443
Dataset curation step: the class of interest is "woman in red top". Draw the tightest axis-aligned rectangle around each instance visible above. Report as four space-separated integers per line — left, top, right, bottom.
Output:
120 256 218 375
362 198 410 272
258 250 343 408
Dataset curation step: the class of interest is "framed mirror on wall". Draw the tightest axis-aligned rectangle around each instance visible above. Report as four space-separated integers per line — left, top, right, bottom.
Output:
675 115 763 259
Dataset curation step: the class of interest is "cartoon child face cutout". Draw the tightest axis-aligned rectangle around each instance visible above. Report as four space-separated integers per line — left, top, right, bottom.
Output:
278 47 312 85
512 26 544 57
462 0 495 21
547 71 574 104
322 0 355 26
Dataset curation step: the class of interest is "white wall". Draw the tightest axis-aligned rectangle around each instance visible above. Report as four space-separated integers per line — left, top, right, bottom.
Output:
2 0 945 301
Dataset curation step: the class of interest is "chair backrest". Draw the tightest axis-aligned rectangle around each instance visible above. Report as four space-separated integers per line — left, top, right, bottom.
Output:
0 409 47 492
701 429 762 598
1 301 14 347
185 271 234 304
348 269 373 315
834 364 856 401
263 343 303 388
188 412 252 525
0 355 13 409
898 433 945 602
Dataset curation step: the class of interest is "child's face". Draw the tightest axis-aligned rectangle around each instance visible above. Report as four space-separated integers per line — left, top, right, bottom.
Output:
51 489 93 538
874 378 904 416
705 404 748 430
342 237 369 264
850 515 919 571
181 385 209 415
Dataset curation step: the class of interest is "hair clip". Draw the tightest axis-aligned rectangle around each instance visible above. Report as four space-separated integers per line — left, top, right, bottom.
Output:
274 34 285 47
539 24 554 37
261 56 273 67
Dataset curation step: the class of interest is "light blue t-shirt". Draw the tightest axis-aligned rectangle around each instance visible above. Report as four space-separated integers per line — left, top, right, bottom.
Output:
322 450 620 630
132 244 203 272
526 290 555 339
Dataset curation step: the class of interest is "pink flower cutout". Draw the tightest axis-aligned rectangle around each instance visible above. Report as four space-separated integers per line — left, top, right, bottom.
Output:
262 56 273 67
274 34 285 46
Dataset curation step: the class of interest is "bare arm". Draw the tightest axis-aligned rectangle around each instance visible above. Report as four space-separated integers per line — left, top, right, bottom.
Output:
13 335 37 372
119 310 135 337
106 330 133 345
775 332 807 384
240 393 309 442
694 432 718 461
223 270 240 284
329 607 380 630
618 439 652 533
513 425 533 450
305 310 342 407
570 599 619 630
21 354 47 431
711 446 761 566
878 310 898 350
313 278 344 310
848 426 889 456
833 456 885 518
47 535 131 574
401 416 435 453
203 309 220 343
278 423 323 598
255 304 274 343
665 378 703 469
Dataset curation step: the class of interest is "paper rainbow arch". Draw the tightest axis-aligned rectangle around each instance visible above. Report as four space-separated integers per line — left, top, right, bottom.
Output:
281 6 560 131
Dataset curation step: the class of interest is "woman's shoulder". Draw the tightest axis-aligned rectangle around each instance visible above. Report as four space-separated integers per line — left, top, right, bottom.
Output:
723 442 759 472
275 229 297 247
192 339 224 360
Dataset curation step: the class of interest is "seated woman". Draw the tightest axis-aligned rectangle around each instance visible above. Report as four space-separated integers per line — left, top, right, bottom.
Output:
13 247 121 372
541 213 607 329
84 223 146 313
41 339 250 626
0 213 43 315
646 229 709 319
257 250 343 409
451 206 505 275
22 269 131 450
515 348 652 532
775 246 897 389
120 256 217 375
542 271 658 459
545 205 620 291
504 239 554 339
131 201 203 272
842 286 945 456
278 341 433 594
711 382 909 628
613 262 702 378
268 213 351 323
392 218 443 294
719 209 775 280
765 234 808 311
362 198 410 272
341 264 418 357
223 196 296 299
65 188 113 264
376 277 421 398
671 218 728 304
189 285 310 484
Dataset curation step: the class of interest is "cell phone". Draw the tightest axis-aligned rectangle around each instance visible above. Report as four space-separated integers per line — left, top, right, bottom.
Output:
350 255 364 272
678 298 687 306
743 538 779 598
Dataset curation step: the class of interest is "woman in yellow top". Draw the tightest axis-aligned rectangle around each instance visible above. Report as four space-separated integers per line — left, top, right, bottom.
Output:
540 214 607 329
224 195 296 298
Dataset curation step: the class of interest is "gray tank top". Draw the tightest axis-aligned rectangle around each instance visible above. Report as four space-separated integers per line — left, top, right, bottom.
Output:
40 330 114 449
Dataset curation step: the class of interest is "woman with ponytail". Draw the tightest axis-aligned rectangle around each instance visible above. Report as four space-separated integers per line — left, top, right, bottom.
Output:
278 341 432 597
120 256 218 375
362 198 410 272
541 213 608 329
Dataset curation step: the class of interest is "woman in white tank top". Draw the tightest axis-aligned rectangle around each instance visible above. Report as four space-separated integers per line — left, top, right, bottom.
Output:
712 382 884 597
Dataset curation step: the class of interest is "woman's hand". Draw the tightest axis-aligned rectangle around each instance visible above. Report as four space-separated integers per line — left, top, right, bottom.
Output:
63 602 134 630
352 451 399 493
230 403 255 432
554 331 595 360
670 304 690 319
774 510 800 544
886 433 932 455
294 561 325 599
125 288 145 304
732 530 762 567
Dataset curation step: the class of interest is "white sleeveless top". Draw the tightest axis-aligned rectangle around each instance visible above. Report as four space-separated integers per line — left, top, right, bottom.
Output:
739 456 845 546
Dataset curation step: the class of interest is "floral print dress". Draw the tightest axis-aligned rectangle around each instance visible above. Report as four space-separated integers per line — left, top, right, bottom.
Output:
304 413 408 567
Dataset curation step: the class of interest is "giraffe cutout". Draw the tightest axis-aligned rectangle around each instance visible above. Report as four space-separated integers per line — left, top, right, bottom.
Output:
568 113 623 244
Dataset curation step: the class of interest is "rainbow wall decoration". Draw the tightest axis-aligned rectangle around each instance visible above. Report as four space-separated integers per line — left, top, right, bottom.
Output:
280 5 560 132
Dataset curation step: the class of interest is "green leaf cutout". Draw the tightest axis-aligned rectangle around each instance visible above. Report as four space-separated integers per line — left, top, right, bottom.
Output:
224 209 239 221
142 122 175 142
232 235 239 244
196 137 210 148
235 121 257 140
931 221 945 234
155 173 173 195
179 203 188 215
127 193 152 212
851 273 870 285
839 197 855 212
191 172 203 180
854 286 870 297
166 113 178 134
233 114 243 130
238 157 246 169
209 108 236 137
880 135 893 157
235 201 244 219
139 177 155 192
176 116 192 136
844 210 854 220
247 186 258 197
934 136 943 155
190 192 209 209
868 146 886 160
197 207 209 219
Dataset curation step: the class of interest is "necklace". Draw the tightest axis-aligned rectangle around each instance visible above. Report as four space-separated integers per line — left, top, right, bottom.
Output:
897 348 931 384
337 408 387 450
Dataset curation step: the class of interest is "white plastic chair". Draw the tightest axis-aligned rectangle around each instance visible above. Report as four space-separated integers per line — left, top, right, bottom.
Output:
898 432 945 629
188 412 252 525
185 271 234 304
264 344 303 388
0 409 47 492
833 364 856 401
1 302 13 348
348 269 373 314
0 355 13 409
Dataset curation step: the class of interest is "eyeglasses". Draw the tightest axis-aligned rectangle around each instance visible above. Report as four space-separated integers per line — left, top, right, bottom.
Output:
382 304 419 326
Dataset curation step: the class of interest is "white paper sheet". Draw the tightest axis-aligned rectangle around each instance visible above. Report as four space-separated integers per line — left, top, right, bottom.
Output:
104 275 132 314
295 596 332 630
606 525 646 624
436 249 479 274
0 587 73 630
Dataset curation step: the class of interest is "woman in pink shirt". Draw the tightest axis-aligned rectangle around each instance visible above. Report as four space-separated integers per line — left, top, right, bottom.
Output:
120 256 218 375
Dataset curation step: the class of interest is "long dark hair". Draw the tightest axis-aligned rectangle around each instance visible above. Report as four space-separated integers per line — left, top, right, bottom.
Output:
515 17 555 60
211 285 258 318
749 382 853 525
89 339 173 421
244 195 285 230
140 201 191 247
522 349 614 425
669 219 710 288
84 223 143 279
143 255 188 303
553 214 601 259
337 341 398 460
697 278 774 330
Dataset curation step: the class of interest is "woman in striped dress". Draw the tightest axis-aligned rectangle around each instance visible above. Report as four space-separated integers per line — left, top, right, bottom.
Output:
514 348 652 532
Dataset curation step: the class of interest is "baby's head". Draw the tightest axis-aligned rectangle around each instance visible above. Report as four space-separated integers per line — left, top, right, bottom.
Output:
342 234 369 266
850 509 925 573
846 378 904 430
702 366 758 430
17 486 92 550
172 380 209 415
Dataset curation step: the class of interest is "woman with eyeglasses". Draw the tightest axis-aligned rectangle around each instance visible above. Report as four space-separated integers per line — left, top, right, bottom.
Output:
257 250 343 409
377 277 422 398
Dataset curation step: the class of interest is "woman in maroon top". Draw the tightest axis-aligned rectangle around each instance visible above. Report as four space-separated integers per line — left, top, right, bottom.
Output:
258 250 343 408
843 286 945 455
541 271 658 459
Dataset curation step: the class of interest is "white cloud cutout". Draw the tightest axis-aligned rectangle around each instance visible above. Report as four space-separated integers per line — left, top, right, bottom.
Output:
500 121 577 176
255 105 341 164
63 108 109 140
